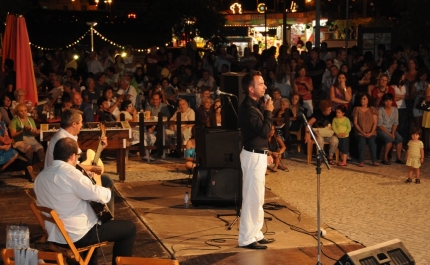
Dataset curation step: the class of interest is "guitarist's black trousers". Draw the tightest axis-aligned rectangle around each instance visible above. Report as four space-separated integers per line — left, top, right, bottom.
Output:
101 175 115 216
59 220 136 265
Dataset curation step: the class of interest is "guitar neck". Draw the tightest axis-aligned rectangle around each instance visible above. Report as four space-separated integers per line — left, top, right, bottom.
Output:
93 132 105 166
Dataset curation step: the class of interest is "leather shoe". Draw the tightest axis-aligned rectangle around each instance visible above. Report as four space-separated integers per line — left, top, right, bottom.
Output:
241 242 267 250
258 238 276 244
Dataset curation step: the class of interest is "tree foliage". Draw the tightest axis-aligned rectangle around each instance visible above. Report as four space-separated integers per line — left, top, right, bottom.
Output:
145 0 226 45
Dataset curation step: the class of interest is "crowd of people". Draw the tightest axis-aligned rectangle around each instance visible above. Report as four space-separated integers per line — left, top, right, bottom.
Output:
1 41 429 178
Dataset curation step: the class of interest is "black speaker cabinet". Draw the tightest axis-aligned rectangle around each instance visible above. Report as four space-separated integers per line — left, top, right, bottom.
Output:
334 239 414 265
220 72 246 130
196 129 241 168
191 167 242 207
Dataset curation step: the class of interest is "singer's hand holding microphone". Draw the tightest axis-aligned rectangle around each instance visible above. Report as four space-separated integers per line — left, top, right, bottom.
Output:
263 94 274 112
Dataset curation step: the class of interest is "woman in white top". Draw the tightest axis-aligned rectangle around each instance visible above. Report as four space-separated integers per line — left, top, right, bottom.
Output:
391 70 408 146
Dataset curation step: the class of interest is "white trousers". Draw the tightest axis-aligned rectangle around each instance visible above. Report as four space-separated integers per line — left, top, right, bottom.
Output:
238 149 266 246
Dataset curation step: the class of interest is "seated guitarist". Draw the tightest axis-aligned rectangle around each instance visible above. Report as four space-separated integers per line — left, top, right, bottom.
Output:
35 137 136 265
44 108 115 216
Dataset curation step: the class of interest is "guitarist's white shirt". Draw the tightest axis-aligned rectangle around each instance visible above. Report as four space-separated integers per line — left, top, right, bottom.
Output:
45 128 82 169
34 160 111 244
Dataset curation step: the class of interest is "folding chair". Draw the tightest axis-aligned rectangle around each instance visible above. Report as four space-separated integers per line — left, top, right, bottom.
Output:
1 248 65 265
29 202 107 265
116 256 179 265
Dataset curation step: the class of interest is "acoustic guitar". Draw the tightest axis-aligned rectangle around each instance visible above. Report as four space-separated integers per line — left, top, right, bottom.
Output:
80 123 106 186
77 123 113 223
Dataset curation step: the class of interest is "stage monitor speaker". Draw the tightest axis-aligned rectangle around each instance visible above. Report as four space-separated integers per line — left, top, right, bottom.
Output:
191 167 242 207
196 129 241 168
334 239 414 265
220 72 246 130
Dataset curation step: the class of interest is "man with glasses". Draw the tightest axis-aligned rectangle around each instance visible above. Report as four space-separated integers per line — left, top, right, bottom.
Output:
44 109 114 216
371 74 397 107
36 137 135 265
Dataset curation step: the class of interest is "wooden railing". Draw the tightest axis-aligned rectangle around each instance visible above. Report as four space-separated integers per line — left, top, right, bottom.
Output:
120 112 196 158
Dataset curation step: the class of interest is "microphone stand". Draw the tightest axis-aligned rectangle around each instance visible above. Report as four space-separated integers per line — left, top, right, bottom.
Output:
301 113 329 265
226 96 238 119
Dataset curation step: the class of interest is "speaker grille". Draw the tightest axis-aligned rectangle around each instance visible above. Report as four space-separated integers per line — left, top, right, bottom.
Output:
387 249 413 265
207 168 239 200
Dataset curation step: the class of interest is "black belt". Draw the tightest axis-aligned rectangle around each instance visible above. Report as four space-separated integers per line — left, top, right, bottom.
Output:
243 147 269 154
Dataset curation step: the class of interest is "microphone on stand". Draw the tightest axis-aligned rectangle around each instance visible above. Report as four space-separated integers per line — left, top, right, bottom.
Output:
215 89 236 97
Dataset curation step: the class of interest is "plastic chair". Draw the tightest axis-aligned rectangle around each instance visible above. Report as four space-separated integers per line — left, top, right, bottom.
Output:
2 248 65 265
29 202 107 265
116 256 179 265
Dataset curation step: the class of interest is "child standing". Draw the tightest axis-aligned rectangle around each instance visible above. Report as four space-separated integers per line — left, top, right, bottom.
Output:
405 127 424 184
332 105 351 166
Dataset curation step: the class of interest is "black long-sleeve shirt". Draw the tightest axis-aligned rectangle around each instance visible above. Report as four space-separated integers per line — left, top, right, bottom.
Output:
239 96 273 150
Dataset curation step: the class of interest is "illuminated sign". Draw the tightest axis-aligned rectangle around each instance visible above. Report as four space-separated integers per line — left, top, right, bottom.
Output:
257 3 266 13
230 3 242 14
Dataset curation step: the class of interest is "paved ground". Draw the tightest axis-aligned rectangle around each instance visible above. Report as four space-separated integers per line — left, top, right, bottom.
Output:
1 150 427 264
102 151 429 264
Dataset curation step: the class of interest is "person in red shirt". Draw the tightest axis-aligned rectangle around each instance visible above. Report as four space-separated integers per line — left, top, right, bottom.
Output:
371 74 397 108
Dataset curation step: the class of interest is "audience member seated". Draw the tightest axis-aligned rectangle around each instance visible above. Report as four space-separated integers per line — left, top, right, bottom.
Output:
196 69 217 92
371 74 397 108
9 103 45 164
267 124 288 173
145 92 171 118
0 95 14 126
289 93 306 131
13 88 35 116
97 96 117 122
273 98 292 127
179 65 197 91
102 86 122 117
161 77 178 107
329 72 352 111
272 88 283 114
82 78 99 104
321 65 339 100
72 92 94 123
352 93 379 167
105 66 119 88
118 77 138 108
196 97 212 126
94 72 108 97
293 65 314 116
377 93 405 165
117 100 137 122
305 100 338 165
184 128 196 172
0 112 18 172
167 99 195 144
208 99 222 127
332 105 351 166
196 88 213 109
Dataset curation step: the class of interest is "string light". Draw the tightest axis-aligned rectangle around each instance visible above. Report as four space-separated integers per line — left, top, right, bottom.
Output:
29 27 151 53
29 29 91 50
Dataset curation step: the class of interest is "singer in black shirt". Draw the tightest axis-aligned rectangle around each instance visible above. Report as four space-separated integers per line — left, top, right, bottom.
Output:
238 71 275 250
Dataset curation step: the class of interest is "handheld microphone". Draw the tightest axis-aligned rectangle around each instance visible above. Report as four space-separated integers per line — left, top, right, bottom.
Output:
264 94 271 103
215 89 235 97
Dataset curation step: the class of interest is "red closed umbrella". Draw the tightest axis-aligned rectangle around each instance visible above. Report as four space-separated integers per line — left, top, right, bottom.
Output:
2 14 37 105
2 14 17 68
15 15 37 105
